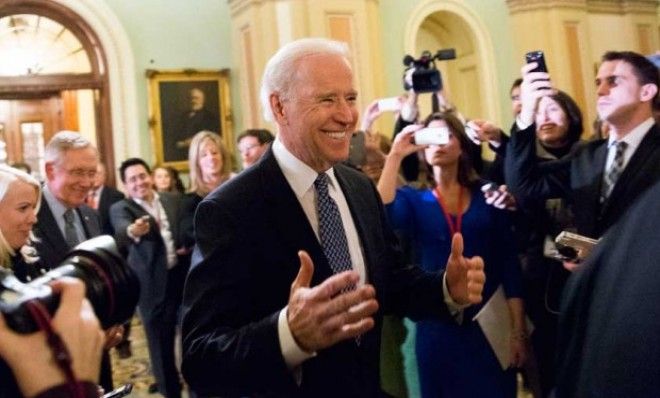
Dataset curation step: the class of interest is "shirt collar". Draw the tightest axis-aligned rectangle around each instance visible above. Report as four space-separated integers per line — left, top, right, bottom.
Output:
607 117 654 149
42 184 71 219
133 190 159 207
272 137 339 199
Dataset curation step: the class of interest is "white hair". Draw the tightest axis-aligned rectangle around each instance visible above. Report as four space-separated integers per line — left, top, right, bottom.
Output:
260 38 351 122
44 130 95 164
0 165 41 267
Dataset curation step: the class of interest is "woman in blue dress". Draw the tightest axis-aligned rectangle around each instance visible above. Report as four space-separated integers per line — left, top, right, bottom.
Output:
377 111 527 398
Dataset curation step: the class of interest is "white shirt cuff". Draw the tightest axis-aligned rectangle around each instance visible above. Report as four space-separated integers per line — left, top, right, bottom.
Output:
278 307 316 370
442 272 469 323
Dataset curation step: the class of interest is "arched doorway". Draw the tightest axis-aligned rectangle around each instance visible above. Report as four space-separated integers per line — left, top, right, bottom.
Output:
404 0 501 129
0 0 116 182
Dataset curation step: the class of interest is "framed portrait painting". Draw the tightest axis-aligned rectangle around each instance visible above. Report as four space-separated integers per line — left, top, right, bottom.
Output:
146 69 233 170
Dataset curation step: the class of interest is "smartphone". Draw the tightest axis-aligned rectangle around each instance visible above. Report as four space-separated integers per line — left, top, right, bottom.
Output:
348 131 367 167
377 97 401 112
414 127 449 146
525 50 548 74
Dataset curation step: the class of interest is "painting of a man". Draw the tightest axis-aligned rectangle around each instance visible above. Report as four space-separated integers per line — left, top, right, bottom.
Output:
160 82 221 163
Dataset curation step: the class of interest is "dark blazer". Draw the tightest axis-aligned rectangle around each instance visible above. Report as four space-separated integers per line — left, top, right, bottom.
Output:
97 186 125 235
109 192 182 314
556 179 660 397
181 148 450 397
32 197 102 271
505 122 660 238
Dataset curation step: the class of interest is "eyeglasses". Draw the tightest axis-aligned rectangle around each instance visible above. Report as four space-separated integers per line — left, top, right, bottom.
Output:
238 144 261 154
61 168 97 179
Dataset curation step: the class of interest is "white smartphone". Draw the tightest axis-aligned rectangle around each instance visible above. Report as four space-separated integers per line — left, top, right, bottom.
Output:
377 97 402 112
414 127 449 146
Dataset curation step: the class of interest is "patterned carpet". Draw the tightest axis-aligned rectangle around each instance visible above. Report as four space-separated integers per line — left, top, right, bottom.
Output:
109 316 158 395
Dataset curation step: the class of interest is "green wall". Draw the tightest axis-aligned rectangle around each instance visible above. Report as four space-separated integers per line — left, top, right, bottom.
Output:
101 0 520 162
103 0 238 162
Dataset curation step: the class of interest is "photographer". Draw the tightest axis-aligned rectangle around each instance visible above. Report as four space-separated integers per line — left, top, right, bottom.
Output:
0 279 104 398
0 165 104 397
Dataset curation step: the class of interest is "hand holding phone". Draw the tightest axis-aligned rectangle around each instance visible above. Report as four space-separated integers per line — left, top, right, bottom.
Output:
525 50 548 74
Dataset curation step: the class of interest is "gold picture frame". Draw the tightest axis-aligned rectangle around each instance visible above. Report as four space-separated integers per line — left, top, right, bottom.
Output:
146 69 233 170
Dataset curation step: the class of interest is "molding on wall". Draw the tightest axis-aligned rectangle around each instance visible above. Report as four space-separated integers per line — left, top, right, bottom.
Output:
228 0 264 17
54 0 140 165
507 0 658 14
506 0 587 13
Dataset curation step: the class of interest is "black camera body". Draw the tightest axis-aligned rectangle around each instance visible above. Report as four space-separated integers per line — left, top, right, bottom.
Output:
403 49 456 93
0 236 139 334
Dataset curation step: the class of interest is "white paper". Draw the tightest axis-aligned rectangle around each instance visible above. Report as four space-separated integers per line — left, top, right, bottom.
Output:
472 285 534 369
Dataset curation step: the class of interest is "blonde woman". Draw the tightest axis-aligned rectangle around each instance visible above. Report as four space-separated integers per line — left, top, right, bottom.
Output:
179 131 235 252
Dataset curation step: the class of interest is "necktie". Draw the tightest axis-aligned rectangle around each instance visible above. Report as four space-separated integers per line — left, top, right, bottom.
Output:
314 173 353 274
601 141 628 202
63 209 79 248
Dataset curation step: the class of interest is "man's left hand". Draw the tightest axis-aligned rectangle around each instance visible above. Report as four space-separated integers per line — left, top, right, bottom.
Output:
445 233 485 305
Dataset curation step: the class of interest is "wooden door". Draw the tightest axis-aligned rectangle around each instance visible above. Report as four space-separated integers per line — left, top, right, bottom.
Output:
0 95 62 165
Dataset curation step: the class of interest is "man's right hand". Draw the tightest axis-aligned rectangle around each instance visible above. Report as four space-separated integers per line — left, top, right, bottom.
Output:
128 216 150 238
287 251 379 352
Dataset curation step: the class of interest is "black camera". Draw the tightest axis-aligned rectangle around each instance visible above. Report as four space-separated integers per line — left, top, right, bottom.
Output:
0 236 139 334
402 49 456 93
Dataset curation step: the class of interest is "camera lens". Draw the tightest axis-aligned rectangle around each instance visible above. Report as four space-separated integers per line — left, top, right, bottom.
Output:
56 236 140 329
0 236 140 333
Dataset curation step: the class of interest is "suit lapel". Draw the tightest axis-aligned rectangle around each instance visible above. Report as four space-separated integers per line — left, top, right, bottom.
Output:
77 206 100 239
259 149 333 283
333 166 373 278
601 125 660 217
36 200 68 255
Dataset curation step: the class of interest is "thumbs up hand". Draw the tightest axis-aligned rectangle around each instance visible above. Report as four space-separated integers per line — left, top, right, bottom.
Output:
287 251 379 352
445 233 485 305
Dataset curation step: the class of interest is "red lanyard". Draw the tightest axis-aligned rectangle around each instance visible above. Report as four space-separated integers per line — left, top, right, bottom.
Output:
433 186 464 236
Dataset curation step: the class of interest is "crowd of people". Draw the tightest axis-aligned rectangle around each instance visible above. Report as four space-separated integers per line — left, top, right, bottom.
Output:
0 37 657 398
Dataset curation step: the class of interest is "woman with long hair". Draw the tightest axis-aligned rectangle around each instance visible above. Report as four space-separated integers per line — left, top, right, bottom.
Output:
378 111 525 398
152 165 184 194
179 130 235 252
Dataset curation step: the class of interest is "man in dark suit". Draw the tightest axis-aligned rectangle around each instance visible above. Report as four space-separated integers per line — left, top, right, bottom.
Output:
30 131 120 393
110 158 186 398
556 179 660 397
181 38 485 397
506 51 660 240
87 162 124 236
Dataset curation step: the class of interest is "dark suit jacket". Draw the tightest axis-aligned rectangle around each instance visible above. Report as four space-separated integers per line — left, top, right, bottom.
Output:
505 122 660 238
109 192 182 316
97 186 125 235
33 197 102 271
556 179 660 397
181 148 450 397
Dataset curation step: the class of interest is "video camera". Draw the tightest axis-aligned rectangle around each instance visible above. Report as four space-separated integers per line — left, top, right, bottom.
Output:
0 236 139 334
403 49 456 93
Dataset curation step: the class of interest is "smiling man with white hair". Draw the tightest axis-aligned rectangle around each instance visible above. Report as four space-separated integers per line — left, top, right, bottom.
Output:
181 37 485 397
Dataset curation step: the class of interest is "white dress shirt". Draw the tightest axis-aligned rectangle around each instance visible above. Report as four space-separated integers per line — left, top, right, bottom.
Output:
42 184 85 243
132 192 178 269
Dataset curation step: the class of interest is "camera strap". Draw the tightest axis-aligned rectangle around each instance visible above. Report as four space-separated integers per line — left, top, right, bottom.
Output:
24 300 87 398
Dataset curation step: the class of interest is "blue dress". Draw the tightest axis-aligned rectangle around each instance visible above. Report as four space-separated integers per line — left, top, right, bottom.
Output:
387 184 522 398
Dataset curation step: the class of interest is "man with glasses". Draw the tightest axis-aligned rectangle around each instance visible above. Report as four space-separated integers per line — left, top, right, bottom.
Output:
28 130 119 394
236 128 275 169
